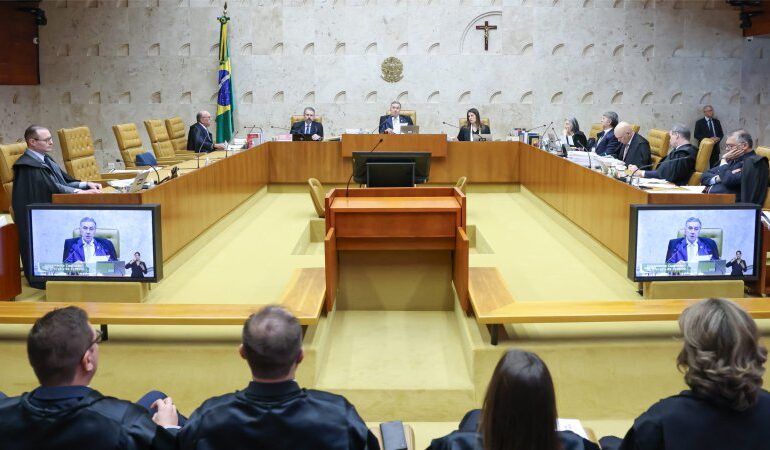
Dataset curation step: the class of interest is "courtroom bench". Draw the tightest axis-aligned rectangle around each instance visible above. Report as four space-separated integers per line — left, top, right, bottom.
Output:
468 267 770 345
0 268 326 340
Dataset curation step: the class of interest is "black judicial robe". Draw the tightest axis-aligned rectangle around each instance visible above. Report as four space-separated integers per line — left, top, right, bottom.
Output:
178 380 380 450
702 151 769 205
426 409 599 450
643 144 697 186
610 390 770 450
0 386 176 450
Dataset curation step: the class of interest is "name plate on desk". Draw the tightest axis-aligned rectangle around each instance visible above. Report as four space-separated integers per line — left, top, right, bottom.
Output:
340 134 448 157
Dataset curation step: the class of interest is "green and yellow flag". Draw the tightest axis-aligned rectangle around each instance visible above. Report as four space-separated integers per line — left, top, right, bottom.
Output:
216 12 235 143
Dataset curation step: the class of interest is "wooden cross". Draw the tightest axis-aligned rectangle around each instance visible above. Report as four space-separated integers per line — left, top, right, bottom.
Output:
475 20 498 51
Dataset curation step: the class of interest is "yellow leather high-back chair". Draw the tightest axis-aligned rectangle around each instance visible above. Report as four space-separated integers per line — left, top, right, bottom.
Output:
688 138 714 186
58 126 102 181
164 117 189 153
646 129 670 168
0 142 27 215
307 178 325 218
588 123 602 140
754 146 770 209
144 119 187 160
290 115 323 126
631 124 641 134
457 118 490 129
113 123 151 168
455 176 468 194
384 110 417 125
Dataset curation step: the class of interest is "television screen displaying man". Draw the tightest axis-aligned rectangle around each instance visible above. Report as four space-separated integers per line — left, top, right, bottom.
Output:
665 217 719 264
378 101 413 134
62 217 118 264
290 107 323 141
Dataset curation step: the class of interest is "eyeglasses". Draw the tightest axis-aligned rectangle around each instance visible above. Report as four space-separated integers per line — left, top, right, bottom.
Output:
83 328 103 355
34 137 53 143
725 143 744 150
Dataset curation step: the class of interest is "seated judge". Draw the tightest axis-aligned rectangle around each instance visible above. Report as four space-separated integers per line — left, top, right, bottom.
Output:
178 306 379 450
727 251 747 276
615 121 651 169
701 130 769 205
427 349 599 450
187 111 225 153
0 306 178 450
290 107 324 141
665 217 719 264
629 124 697 186
125 252 148 278
595 111 622 157
457 108 491 141
601 298 770 450
563 117 588 149
62 217 118 264
378 101 413 134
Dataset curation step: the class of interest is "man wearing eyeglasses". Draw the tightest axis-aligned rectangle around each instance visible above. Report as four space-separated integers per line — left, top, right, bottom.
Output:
701 129 769 205
0 306 179 449
12 125 103 289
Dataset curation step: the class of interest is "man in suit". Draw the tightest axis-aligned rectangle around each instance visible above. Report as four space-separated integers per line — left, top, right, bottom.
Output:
629 124 697 186
179 305 379 450
378 101 413 134
0 306 178 449
694 105 724 168
615 122 651 169
62 217 118 264
665 217 719 264
290 107 324 141
12 125 102 289
595 111 622 157
701 129 769 205
187 111 225 153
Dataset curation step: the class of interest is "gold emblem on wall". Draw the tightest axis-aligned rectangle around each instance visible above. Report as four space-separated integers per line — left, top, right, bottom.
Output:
380 57 403 83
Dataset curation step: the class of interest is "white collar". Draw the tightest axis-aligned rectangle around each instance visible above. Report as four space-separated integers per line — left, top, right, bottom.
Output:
27 149 46 163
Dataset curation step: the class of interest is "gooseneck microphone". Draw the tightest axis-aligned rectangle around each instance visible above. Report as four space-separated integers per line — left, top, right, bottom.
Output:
345 138 384 197
149 164 164 185
371 116 390 134
271 125 290 131
442 121 459 128
577 142 593 169
627 156 689 184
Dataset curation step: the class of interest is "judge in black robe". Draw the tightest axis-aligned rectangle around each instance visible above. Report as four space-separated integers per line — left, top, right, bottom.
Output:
0 386 176 450
702 151 768 205
638 144 697 186
179 379 378 450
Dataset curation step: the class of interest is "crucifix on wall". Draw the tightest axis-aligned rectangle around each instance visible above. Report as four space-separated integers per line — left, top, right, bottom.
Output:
475 20 497 51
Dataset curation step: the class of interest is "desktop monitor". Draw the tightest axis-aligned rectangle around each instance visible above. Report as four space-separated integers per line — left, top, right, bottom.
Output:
352 151 431 186
628 204 760 282
27 204 163 283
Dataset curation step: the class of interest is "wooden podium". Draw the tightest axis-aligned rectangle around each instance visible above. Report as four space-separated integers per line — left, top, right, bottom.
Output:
0 223 21 301
324 187 468 311
340 134 448 157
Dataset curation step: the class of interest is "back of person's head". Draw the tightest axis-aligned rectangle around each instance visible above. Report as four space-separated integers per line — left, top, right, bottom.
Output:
677 298 767 411
241 305 303 379
481 349 559 450
27 306 93 386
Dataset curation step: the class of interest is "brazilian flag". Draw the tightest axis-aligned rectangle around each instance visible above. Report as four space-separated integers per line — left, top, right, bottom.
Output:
216 13 234 143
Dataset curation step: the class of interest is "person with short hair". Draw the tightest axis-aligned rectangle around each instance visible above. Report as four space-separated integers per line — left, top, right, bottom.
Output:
614 121 651 169
562 117 588 149
12 125 102 289
629 124 697 186
62 216 118 263
179 305 379 450
290 107 324 141
595 111 622 157
665 217 719 264
726 250 748 276
701 129 769 205
427 349 599 450
694 105 724 168
187 111 225 153
457 108 491 142
601 298 770 450
378 101 413 134
125 251 149 278
0 306 178 449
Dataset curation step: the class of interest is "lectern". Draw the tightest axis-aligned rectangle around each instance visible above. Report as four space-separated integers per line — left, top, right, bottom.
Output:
324 187 469 312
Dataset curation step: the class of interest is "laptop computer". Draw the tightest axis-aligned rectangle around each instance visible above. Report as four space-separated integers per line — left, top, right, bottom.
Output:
400 126 420 134
126 170 151 192
292 133 315 141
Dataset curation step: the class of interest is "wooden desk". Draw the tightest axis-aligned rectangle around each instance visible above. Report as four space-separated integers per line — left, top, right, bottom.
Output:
340 134 448 157
324 187 469 311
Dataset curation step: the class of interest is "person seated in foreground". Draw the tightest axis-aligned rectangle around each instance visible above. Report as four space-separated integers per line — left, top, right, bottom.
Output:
0 306 178 450
427 349 599 450
178 305 379 450
701 129 769 205
600 298 770 450
563 117 588 149
457 108 491 141
628 124 696 186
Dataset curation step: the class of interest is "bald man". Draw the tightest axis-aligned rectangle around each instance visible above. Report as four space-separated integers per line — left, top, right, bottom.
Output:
187 111 225 153
615 122 651 169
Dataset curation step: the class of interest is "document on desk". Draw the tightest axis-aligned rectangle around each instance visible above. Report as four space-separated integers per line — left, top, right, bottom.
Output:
651 185 707 194
557 418 589 439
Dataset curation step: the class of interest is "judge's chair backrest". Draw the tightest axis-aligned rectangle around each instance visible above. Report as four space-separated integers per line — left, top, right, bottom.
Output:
307 178 325 218
455 176 468 194
457 118 490 129
0 142 27 215
144 119 177 159
113 123 149 169
588 123 602 140
675 228 723 257
384 110 417 125
687 138 715 186
290 115 323 126
631 124 641 134
58 126 101 181
646 129 670 168
164 117 188 152
754 146 770 208
71 227 120 259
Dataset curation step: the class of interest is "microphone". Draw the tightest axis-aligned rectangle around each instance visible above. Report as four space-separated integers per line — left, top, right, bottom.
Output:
627 156 689 184
271 125 290 131
576 142 593 169
345 138 384 197
371 116 390 134
541 121 555 146
442 121 459 129
149 165 163 185
195 124 211 169
525 123 548 132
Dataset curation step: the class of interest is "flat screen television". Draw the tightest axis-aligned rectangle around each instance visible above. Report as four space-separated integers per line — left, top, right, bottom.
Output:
628 204 760 282
352 151 431 186
27 204 163 283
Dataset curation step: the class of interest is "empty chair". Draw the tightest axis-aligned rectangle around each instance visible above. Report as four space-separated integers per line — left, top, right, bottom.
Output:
455 176 468 194
113 123 178 168
647 129 671 168
58 126 129 182
588 123 603 140
164 116 196 155
307 178 325 218
0 142 27 215
143 119 192 162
